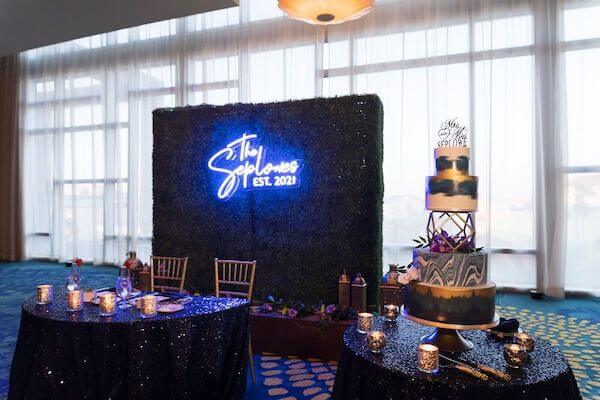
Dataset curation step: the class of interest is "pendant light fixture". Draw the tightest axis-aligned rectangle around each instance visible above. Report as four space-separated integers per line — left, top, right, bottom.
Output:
278 0 374 25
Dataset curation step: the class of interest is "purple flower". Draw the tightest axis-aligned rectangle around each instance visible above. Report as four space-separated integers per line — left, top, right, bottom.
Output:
287 308 298 318
326 304 336 314
262 303 273 313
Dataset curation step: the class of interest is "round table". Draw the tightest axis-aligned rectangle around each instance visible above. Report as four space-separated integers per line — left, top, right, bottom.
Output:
332 317 581 400
8 290 250 400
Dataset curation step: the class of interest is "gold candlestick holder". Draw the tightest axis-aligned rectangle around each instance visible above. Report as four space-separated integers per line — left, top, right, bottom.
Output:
367 331 386 353
418 343 439 373
36 285 53 305
357 312 373 334
140 295 157 318
383 304 399 322
66 290 84 312
99 293 117 316
514 332 535 352
504 343 528 368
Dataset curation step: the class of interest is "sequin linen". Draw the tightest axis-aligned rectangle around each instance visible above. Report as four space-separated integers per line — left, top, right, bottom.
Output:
332 317 581 400
8 290 250 400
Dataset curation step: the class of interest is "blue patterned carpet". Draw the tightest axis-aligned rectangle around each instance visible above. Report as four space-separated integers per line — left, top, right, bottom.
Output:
0 261 599 399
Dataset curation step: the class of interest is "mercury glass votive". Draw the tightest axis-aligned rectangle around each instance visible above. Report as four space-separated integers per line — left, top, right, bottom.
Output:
357 312 374 334
36 285 53 305
66 290 84 312
383 304 400 322
514 332 535 352
367 331 386 353
140 295 157 318
417 343 439 373
99 292 117 316
504 343 528 368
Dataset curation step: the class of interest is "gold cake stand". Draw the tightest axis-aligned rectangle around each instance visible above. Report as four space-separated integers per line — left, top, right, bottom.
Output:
401 305 499 352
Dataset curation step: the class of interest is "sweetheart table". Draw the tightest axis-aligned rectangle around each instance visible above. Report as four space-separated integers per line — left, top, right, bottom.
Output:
8 290 250 400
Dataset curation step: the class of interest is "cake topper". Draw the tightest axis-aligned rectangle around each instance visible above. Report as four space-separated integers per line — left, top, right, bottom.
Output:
437 118 469 147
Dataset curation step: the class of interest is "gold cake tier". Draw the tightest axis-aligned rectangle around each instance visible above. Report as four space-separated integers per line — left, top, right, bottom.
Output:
403 281 496 325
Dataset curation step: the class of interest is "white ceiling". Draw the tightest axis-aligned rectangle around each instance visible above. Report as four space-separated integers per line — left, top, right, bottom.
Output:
0 0 237 57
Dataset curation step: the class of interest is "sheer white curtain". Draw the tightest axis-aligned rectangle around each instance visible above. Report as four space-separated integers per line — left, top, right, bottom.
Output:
21 0 600 295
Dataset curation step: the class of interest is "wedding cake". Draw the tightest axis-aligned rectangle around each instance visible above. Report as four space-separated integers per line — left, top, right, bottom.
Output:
402 120 496 326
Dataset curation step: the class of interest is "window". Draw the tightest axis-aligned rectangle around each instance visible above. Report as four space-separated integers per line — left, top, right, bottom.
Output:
563 2 600 293
21 0 600 294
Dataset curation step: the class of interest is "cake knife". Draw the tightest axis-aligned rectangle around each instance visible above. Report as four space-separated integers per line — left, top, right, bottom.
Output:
440 354 511 382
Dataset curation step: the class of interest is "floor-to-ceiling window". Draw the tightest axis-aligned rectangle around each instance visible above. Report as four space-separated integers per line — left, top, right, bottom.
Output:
562 2 600 293
21 0 600 295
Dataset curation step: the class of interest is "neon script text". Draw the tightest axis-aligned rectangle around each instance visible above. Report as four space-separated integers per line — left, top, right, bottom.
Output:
207 133 301 200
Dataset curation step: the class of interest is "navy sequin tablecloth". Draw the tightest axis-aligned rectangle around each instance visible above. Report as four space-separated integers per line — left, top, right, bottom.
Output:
332 317 581 400
8 291 250 400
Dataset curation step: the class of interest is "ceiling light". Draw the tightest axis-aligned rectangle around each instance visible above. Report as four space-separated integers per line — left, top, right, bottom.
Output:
278 0 374 25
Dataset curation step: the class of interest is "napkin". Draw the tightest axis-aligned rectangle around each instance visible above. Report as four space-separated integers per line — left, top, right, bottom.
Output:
494 317 520 333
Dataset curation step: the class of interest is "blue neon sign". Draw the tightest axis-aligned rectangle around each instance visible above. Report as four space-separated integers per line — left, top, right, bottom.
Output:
207 133 301 200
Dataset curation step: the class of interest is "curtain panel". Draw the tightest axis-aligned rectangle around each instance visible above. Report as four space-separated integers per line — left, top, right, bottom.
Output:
19 0 600 295
0 54 24 261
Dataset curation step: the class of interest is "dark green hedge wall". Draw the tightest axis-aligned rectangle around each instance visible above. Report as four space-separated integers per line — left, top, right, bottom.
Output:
152 95 383 305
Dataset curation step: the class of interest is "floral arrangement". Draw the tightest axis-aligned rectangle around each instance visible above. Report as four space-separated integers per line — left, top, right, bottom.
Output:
413 230 483 254
397 264 421 285
255 295 355 321
74 258 83 267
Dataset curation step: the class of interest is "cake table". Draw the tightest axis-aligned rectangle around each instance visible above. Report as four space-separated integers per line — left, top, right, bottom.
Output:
332 317 582 400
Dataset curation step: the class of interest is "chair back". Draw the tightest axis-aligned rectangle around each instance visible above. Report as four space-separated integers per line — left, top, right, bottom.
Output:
214 258 256 300
150 256 188 293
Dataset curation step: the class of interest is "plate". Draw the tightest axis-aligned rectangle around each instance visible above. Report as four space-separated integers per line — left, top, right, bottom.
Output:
158 304 184 313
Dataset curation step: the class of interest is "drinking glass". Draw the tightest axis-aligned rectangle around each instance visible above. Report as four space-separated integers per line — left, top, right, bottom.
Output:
66 263 80 291
116 267 132 309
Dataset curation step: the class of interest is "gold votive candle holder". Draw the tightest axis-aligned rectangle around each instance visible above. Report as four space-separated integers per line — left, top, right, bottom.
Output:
357 312 374 334
417 343 439 373
504 343 528 368
99 292 117 316
140 295 157 318
367 330 386 353
514 332 535 352
36 285 53 305
383 304 400 322
66 290 84 312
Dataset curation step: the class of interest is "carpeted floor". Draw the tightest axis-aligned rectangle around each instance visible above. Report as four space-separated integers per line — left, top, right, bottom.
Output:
0 261 598 399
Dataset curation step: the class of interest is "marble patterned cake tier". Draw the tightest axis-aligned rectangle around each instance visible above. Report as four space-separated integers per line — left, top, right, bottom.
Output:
412 249 487 287
403 281 496 325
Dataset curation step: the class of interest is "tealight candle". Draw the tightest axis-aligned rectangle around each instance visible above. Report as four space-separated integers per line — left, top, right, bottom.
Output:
383 304 400 322
36 285 53 305
140 295 157 318
99 292 117 316
514 332 535 352
357 312 374 334
504 343 528 368
367 330 386 353
66 290 84 312
418 343 439 373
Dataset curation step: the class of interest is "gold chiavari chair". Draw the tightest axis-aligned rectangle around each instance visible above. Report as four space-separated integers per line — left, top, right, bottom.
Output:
214 258 257 384
150 256 189 293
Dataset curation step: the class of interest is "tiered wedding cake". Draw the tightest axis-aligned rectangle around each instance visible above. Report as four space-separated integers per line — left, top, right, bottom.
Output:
403 121 496 326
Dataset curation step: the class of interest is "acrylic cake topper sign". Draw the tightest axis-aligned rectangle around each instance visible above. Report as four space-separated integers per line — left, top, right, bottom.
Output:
207 133 302 200
437 118 469 147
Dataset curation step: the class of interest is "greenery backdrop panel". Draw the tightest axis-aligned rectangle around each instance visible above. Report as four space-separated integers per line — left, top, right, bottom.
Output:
152 95 384 305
